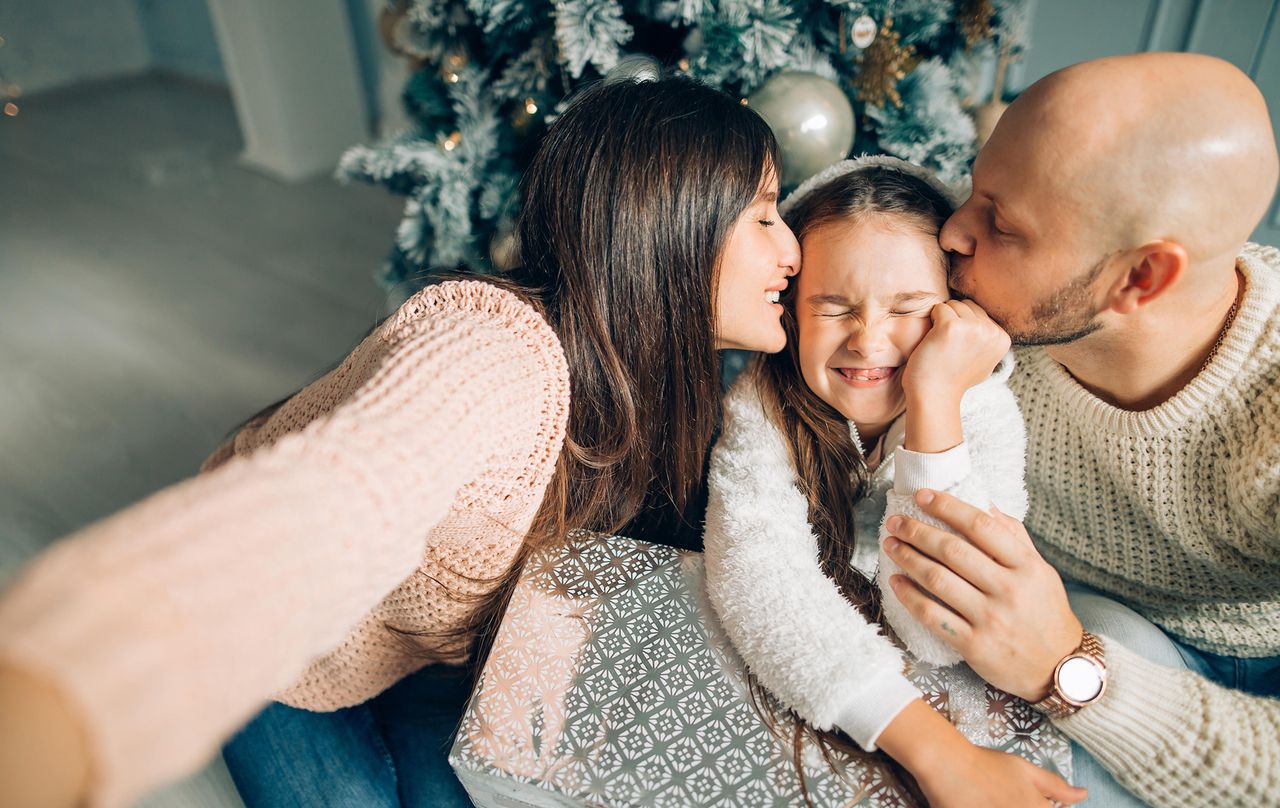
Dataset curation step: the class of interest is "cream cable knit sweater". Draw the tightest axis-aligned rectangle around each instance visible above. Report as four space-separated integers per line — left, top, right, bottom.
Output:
704 355 1028 751
1014 243 1280 806
0 281 571 808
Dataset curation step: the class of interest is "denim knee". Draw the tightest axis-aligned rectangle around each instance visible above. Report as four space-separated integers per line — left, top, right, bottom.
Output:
1064 583 1189 670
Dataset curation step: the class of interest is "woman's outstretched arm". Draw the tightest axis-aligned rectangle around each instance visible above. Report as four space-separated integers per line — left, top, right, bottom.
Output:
0 281 570 808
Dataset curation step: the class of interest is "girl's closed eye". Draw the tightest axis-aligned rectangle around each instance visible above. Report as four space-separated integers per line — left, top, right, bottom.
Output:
759 218 776 227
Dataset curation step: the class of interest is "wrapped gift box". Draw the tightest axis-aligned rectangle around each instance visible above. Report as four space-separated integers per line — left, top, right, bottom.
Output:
450 533 1071 807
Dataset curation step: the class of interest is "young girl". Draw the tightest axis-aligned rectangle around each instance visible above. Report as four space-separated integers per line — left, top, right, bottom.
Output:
705 157 1083 807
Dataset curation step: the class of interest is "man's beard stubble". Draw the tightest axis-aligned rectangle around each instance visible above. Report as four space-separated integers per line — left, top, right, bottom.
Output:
948 252 1108 347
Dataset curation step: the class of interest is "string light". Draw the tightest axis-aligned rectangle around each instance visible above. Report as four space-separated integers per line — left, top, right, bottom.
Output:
442 50 467 84
524 99 538 115
0 32 19 118
677 58 690 71
442 131 462 151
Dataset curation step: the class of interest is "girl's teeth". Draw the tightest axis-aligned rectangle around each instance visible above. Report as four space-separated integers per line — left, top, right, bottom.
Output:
843 367 891 381
765 291 780 303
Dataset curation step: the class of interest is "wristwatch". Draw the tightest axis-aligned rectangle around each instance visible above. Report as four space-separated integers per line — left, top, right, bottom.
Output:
1033 631 1108 719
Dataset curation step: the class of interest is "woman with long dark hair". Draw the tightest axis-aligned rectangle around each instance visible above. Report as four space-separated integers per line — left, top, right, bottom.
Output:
0 75 799 808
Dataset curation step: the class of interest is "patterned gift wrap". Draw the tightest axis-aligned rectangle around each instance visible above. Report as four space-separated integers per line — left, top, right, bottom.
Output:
449 533 1071 807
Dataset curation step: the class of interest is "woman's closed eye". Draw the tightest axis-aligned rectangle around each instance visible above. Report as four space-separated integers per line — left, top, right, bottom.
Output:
758 218 776 227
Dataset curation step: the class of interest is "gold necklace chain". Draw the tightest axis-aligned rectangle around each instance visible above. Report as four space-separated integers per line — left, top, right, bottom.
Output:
1200 293 1241 376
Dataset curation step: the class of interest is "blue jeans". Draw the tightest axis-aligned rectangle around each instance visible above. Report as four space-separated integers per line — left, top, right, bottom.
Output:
222 664 475 808
1064 584 1280 807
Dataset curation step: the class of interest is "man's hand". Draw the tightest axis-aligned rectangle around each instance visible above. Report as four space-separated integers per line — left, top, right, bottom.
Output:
882 489 1082 702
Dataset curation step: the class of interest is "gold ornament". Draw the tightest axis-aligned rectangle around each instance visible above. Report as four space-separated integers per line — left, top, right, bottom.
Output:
959 0 996 48
852 16 917 109
377 0 428 68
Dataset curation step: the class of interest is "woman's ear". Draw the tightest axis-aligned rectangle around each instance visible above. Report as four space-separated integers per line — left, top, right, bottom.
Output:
1104 241 1188 315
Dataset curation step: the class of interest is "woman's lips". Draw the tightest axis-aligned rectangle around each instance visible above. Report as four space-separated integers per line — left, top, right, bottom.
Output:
834 366 897 387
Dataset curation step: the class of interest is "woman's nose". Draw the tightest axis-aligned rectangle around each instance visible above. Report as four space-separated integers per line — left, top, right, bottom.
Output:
778 221 801 277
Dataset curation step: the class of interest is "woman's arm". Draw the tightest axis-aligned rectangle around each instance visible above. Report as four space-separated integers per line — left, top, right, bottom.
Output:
0 281 570 808
703 378 919 752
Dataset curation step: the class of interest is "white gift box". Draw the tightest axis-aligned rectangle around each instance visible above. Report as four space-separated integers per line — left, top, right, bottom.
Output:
450 533 1071 807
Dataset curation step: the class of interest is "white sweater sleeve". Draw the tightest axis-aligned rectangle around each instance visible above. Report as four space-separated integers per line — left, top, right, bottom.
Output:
704 379 919 752
877 354 1029 666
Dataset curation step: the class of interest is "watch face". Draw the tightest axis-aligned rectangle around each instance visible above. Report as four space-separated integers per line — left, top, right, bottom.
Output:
1059 656 1105 703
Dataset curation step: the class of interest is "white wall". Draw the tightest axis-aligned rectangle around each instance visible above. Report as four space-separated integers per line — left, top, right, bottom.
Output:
136 0 227 85
1016 0 1280 247
0 0 152 95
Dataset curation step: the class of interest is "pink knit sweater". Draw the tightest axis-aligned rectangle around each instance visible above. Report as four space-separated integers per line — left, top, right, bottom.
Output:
0 281 571 808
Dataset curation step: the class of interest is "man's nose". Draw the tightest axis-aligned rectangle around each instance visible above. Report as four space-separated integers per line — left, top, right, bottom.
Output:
939 208 975 257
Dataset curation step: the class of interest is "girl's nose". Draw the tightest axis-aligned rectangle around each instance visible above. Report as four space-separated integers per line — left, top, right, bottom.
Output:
846 323 888 355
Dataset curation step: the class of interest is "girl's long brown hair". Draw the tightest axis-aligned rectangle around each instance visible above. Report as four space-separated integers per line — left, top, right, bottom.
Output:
749 165 954 804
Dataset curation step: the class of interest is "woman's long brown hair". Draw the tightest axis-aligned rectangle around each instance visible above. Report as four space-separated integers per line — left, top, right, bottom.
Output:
231 75 779 667
455 76 780 667
748 165 954 804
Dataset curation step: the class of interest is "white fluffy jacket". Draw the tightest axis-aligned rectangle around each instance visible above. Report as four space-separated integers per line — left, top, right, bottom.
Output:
703 354 1028 751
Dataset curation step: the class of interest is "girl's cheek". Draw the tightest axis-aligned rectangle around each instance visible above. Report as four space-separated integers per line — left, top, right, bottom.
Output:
899 318 934 354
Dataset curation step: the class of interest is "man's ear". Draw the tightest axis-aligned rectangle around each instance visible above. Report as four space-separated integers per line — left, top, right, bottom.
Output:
1103 241 1187 315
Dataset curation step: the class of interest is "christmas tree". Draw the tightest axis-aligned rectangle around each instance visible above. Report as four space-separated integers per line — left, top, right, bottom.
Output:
340 0 1029 302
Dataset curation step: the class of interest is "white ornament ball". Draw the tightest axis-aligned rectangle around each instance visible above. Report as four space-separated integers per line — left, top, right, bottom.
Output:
748 71 856 188
605 54 662 84
851 14 877 49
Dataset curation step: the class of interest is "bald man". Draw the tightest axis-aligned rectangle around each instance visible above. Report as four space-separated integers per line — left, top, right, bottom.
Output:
881 52 1280 806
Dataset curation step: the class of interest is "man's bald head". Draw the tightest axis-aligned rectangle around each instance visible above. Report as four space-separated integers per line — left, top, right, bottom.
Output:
943 52 1278 345
995 52 1277 261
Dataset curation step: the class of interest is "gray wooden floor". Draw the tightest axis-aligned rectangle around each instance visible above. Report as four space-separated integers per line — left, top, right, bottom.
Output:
0 73 405 807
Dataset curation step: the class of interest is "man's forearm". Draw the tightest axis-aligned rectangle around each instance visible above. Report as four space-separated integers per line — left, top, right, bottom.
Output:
1056 637 1280 806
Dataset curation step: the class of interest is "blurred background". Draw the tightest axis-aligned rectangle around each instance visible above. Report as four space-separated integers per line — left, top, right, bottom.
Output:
0 1 1277 806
